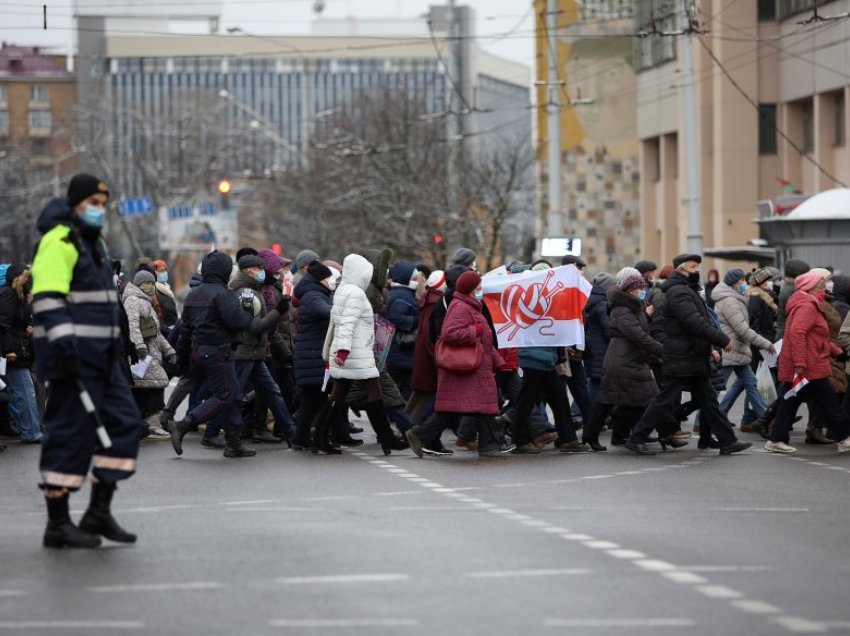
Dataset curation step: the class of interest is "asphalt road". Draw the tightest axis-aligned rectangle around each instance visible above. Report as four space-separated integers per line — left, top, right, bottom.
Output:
2 404 850 636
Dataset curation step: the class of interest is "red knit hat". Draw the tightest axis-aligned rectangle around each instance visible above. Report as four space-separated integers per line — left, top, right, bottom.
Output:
455 270 482 295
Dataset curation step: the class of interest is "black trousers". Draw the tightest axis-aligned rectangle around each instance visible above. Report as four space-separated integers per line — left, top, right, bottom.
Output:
629 375 737 446
411 411 503 453
294 386 330 445
772 377 850 443
513 368 575 445
583 403 644 444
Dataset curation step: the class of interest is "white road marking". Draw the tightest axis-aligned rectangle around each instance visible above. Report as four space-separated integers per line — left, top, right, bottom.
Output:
696 585 743 599
714 508 809 513
543 618 695 627
583 540 620 550
374 490 425 497
0 621 144 629
225 507 325 512
560 533 594 541
679 566 774 573
606 549 647 559
635 559 677 572
771 616 828 633
467 568 591 579
87 582 222 593
0 591 24 597
541 526 569 533
276 574 409 585
223 499 284 506
270 619 418 628
732 600 782 614
111 504 200 514
662 571 707 584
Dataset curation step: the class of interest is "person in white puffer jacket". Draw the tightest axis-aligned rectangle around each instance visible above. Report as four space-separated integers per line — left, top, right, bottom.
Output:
313 253 406 456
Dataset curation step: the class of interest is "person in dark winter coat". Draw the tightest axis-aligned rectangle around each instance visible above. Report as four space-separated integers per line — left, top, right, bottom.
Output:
407 270 446 426
768 270 850 454
777 258 810 339
584 272 615 405
583 273 663 450
291 261 336 449
830 275 850 320
406 271 511 458
0 264 41 442
625 254 750 456
704 268 720 309
385 260 419 399
168 251 255 459
258 248 295 414
152 259 178 333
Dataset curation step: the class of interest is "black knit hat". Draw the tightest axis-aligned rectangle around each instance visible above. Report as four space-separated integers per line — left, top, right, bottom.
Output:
307 260 332 282
236 247 259 262
238 255 265 270
673 253 702 268
67 173 109 208
634 260 658 274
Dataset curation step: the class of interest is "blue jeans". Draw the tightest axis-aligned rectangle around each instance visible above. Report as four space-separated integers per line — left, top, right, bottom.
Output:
6 367 42 442
234 359 295 437
567 361 592 424
719 365 766 419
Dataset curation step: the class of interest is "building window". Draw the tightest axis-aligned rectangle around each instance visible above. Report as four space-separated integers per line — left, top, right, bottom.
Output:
28 109 52 130
801 99 814 153
644 137 661 182
758 0 776 20
30 86 49 102
0 109 8 132
0 86 6 103
835 91 846 147
758 103 777 155
778 0 814 20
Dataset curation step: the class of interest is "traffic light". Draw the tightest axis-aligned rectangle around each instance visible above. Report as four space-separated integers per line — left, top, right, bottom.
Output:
217 179 231 210
433 234 443 245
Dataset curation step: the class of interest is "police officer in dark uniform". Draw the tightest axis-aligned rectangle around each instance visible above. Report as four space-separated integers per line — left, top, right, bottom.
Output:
168 251 255 458
31 174 141 549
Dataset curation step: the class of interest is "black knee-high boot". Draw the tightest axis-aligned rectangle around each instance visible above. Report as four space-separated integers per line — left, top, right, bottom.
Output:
79 481 137 543
363 400 406 455
43 490 101 549
312 402 342 455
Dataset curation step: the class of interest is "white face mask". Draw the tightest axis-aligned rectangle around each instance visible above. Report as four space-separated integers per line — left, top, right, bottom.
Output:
826 281 834 294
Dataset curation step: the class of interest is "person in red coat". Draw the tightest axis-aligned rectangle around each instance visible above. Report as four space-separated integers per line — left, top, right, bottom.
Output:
406 271 513 458
768 270 850 454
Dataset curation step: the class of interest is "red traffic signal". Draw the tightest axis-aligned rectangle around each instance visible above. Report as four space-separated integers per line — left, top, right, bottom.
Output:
271 243 282 255
433 234 443 245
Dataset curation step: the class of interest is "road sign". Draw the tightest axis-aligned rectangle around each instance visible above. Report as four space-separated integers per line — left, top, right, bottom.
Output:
541 237 582 258
119 196 154 216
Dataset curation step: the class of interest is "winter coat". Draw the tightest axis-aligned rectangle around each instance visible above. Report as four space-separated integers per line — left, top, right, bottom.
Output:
362 248 392 316
518 347 559 371
155 282 179 330
831 275 850 320
822 298 847 393
583 284 610 379
329 254 379 381
776 279 797 340
778 290 842 383
122 282 175 389
649 285 668 343
435 292 504 416
178 251 252 348
386 284 418 371
293 273 332 388
712 282 772 367
228 271 286 361
0 284 33 368
411 287 443 392
838 310 850 376
746 286 778 343
599 289 663 407
660 272 730 378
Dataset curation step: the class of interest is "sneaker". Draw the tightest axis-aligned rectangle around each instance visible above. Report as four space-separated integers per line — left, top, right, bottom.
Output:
835 437 850 453
765 440 797 454
512 443 541 454
559 440 589 453
532 431 558 448
422 445 453 457
146 426 171 441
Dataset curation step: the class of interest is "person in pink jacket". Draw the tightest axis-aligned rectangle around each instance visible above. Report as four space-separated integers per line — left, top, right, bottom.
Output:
767 270 850 453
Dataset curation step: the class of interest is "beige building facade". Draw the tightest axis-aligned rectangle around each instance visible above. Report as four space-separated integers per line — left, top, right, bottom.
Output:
637 0 850 271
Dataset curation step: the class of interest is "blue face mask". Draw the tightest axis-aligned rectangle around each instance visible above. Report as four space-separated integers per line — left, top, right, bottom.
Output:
474 290 483 301
256 270 266 283
79 205 105 228
636 289 647 302
737 283 748 294
158 272 169 284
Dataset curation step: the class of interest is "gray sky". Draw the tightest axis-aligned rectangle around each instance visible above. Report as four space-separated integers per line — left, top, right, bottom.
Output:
1 0 535 67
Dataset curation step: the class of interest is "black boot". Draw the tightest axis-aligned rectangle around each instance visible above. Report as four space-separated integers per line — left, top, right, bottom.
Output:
43 491 101 549
223 431 257 458
364 400 406 455
78 482 136 543
312 403 342 455
167 416 195 456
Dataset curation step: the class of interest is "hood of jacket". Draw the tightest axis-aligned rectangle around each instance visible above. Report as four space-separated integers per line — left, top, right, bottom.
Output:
587 285 608 309
122 281 152 304
201 251 233 286
786 288 821 318
294 272 330 300
420 286 444 310
228 269 261 291
37 197 76 235
832 274 850 305
746 285 778 312
189 272 203 288
341 254 374 291
607 288 640 312
711 281 744 306
362 247 393 290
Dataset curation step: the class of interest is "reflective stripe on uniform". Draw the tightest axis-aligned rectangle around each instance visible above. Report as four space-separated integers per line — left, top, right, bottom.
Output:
33 324 116 341
41 471 86 489
32 297 68 315
68 290 118 304
92 456 136 472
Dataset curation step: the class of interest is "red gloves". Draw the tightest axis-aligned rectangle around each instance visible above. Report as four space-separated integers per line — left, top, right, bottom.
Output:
334 349 350 366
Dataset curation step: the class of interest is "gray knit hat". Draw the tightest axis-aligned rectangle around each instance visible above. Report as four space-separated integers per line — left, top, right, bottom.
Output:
133 270 155 285
723 268 746 286
592 271 616 292
451 247 477 268
291 249 320 274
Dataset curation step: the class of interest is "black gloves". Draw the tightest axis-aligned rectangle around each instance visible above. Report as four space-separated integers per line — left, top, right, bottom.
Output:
276 296 290 314
136 346 149 361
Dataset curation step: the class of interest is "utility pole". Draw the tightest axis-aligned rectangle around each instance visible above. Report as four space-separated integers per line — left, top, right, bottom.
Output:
680 0 703 255
545 0 563 238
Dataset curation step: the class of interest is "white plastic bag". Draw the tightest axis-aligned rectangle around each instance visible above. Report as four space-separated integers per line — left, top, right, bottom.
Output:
756 360 777 404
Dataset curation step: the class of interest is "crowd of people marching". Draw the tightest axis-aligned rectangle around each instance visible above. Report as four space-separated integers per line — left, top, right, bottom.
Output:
6 173 850 548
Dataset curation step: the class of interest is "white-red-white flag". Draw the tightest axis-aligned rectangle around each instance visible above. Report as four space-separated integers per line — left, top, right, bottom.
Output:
481 265 592 349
